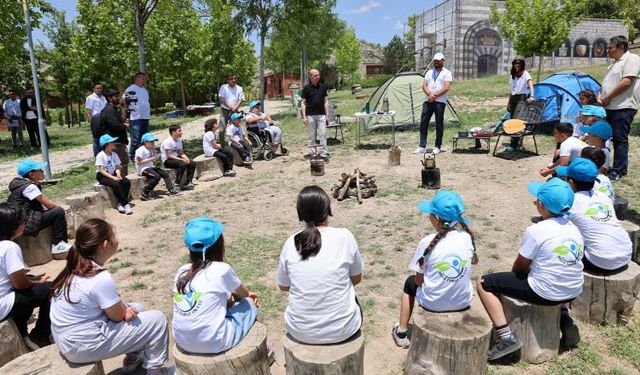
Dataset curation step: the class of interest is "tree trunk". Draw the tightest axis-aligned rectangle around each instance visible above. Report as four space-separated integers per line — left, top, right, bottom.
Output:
536 55 543 83
283 333 364 375
178 74 187 114
259 32 266 102
301 48 309 85
135 15 146 73
77 101 82 126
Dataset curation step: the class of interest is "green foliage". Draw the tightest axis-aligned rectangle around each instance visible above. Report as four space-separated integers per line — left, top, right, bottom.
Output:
403 14 417 69
345 74 392 89
578 0 640 40
383 35 408 74
57 110 63 126
335 26 361 80
45 109 52 126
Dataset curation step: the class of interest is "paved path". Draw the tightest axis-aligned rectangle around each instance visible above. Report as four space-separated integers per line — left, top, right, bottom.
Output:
0 100 292 186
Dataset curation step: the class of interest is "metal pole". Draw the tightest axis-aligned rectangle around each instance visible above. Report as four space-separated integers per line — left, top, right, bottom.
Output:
22 0 51 179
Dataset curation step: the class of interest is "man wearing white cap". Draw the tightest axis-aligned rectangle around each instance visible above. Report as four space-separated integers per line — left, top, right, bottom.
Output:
414 53 452 155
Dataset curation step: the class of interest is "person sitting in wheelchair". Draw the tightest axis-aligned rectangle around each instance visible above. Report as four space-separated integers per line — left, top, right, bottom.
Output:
245 100 283 153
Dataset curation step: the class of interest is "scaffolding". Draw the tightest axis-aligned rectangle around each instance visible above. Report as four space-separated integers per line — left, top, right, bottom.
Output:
414 0 458 72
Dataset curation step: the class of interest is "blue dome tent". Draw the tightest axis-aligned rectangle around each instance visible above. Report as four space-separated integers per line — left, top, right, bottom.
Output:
521 71 601 128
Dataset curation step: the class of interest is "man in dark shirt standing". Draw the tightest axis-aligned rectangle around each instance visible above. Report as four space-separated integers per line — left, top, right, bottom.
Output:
301 69 330 159
101 89 130 175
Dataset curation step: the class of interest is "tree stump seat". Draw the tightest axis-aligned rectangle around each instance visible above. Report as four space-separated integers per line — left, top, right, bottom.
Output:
64 192 105 234
193 154 224 182
283 331 364 375
229 147 246 167
620 220 639 261
404 297 492 375
93 183 118 209
0 344 104 375
173 322 270 375
501 296 560 364
126 174 146 200
0 319 29 367
14 226 66 267
571 261 640 325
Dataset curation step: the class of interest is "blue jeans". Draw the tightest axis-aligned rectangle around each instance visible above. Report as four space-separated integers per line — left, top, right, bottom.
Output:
129 119 149 160
226 299 258 347
605 108 637 176
419 101 445 148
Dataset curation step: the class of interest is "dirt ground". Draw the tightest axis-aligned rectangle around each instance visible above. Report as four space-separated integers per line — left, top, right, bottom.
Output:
31 104 640 375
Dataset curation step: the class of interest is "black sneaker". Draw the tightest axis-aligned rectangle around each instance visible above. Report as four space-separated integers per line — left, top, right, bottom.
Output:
181 183 195 190
560 314 580 347
169 190 181 197
488 334 523 360
607 171 622 182
140 193 153 201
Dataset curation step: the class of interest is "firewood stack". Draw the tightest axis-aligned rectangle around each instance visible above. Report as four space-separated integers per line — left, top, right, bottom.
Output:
331 168 377 204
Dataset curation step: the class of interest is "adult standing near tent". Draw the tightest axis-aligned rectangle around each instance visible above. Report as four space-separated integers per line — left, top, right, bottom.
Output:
218 73 245 143
506 58 535 151
124 72 151 163
301 69 330 159
598 35 640 181
414 53 452 155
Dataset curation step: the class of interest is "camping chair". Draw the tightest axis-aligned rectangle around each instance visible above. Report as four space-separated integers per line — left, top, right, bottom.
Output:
492 101 545 156
326 99 344 142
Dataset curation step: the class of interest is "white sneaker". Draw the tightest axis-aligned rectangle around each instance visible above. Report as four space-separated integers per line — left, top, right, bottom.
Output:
124 204 133 215
51 241 71 254
117 204 126 214
433 147 441 155
413 147 426 154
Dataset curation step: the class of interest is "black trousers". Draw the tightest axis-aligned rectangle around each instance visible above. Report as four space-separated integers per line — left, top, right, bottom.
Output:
419 101 445 148
96 174 130 206
212 148 234 172
39 206 67 245
23 118 50 148
164 159 195 186
6 282 52 339
141 167 175 194
230 140 252 160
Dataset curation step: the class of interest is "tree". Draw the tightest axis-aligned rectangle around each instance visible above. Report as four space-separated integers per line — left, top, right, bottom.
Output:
233 0 282 101
403 15 417 70
383 35 407 74
130 0 158 73
335 26 361 81
578 0 640 41
490 0 585 82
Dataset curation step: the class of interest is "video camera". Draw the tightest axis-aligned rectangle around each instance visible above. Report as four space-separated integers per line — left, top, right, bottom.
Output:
124 91 138 119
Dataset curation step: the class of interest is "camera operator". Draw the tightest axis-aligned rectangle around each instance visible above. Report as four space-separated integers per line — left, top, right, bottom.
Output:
124 72 151 162
101 89 130 175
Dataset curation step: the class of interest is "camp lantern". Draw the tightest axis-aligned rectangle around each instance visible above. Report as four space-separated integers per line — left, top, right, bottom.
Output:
420 149 440 189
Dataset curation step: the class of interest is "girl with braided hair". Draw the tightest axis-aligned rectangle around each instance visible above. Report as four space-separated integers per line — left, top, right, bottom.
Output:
392 190 477 348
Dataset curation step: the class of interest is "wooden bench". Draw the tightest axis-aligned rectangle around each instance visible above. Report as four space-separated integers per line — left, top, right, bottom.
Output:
571 261 640 325
193 154 224 182
0 344 104 375
404 297 492 375
501 296 560 364
283 331 364 375
0 319 29 367
173 322 270 375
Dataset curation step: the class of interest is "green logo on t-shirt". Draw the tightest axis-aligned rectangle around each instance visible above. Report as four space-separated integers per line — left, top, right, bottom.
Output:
553 239 582 266
434 255 468 282
583 202 611 222
174 290 203 314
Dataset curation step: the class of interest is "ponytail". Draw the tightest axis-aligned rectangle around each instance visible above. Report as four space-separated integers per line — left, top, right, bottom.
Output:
177 235 225 294
295 224 322 260
295 185 332 261
50 219 113 302
418 225 450 268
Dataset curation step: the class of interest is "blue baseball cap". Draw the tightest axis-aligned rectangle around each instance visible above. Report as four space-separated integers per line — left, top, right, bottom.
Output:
580 105 606 118
527 178 574 215
141 133 158 143
417 190 470 225
580 120 612 141
17 159 48 177
99 134 119 149
249 100 262 111
556 157 599 183
230 113 244 122
184 217 224 253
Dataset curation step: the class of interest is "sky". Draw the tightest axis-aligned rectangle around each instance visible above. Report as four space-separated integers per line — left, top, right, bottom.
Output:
34 0 437 47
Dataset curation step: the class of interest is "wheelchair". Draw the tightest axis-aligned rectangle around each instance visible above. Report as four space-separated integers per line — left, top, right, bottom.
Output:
246 123 288 161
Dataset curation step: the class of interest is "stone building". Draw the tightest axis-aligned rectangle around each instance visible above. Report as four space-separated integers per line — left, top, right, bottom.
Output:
414 0 628 80
359 40 385 78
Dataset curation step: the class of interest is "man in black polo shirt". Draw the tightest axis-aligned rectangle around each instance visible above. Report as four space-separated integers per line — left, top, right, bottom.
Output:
301 69 330 159
101 89 130 175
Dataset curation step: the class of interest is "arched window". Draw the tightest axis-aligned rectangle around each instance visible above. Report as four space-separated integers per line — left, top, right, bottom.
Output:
574 38 589 58
592 38 608 58
477 55 498 78
555 39 571 57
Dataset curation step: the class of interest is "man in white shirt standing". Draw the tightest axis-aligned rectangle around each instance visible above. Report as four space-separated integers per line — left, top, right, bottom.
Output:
414 53 452 155
124 72 151 162
3 90 24 147
218 73 245 143
85 83 107 120
598 35 640 181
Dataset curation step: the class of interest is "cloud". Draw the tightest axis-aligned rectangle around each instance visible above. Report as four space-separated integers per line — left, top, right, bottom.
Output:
393 20 404 31
349 1 381 14
383 16 391 20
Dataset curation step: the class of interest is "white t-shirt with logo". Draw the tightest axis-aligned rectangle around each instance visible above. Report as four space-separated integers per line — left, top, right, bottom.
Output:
218 84 245 111
593 174 614 201
160 137 182 162
559 137 587 161
225 124 244 145
203 131 220 157
519 217 584 301
135 145 156 175
408 230 474 312
85 93 107 116
95 151 121 175
510 71 532 95
569 191 631 270
50 264 121 350
172 262 242 354
245 112 269 129
424 68 453 103
124 84 151 120
276 227 364 344
0 241 25 320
